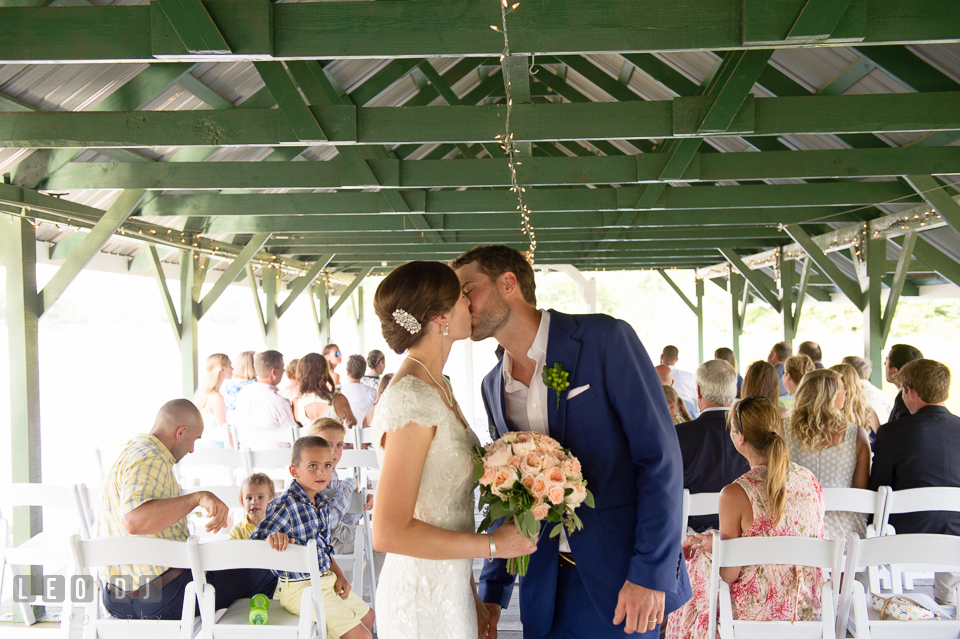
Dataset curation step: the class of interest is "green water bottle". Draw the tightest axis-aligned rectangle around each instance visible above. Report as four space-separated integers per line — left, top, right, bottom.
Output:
249 593 270 625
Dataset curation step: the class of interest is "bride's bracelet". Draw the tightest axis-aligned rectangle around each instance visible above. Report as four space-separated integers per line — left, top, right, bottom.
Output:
488 533 497 560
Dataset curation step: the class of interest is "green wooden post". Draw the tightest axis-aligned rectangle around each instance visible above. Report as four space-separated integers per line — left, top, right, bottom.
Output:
781 257 797 345
312 281 331 345
696 278 705 365
730 273 744 371
864 237 885 388
263 266 279 350
1 215 45 622
179 250 200 399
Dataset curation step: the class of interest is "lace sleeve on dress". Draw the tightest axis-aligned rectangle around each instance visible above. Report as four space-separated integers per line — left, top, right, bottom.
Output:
373 376 447 434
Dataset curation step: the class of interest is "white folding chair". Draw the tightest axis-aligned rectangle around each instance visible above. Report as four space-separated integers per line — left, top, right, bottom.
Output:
0 482 86 630
67 534 201 639
248 448 296 483
838 533 960 639
708 531 844 639
75 483 103 541
880 487 960 593
823 487 889 592
174 448 250 486
681 490 722 539
337 449 380 602
95 446 123 485
188 538 326 639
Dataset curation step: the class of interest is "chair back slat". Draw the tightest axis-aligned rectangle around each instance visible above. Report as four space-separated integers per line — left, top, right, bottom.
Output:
687 492 721 517
338 450 379 470
852 533 960 571
248 449 295 471
717 535 843 570
192 539 316 573
822 488 884 515
885 487 960 514
176 448 247 468
1 482 79 509
182 485 241 508
73 535 197 570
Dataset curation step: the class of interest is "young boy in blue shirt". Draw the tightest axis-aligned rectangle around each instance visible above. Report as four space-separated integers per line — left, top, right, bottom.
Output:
252 436 374 638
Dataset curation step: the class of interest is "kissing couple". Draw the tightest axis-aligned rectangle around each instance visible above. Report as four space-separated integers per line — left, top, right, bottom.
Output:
368 245 691 639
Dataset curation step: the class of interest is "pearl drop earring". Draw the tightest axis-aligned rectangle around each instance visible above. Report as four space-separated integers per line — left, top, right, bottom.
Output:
443 321 450 336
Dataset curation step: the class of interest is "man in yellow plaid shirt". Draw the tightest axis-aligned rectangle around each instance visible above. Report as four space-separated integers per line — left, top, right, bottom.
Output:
98 399 276 619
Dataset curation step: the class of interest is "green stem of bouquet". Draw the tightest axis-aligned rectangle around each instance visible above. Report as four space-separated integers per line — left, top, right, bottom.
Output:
506 518 539 576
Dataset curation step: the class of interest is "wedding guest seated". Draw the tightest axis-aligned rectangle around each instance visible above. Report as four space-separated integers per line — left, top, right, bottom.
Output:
741 360 788 420
279 358 300 402
99 399 276 620
665 396 824 639
663 385 692 424
714 347 742 397
340 355 377 426
870 358 960 605
830 363 880 434
884 343 924 424
194 353 234 449
222 350 256 429
293 353 357 428
252 436 375 638
361 350 385 390
363 373 394 429
780 353 815 414
234 350 299 449
323 343 343 389
786 369 869 541
658 364 698 419
676 360 749 532
229 473 276 540
662 345 698 417
798 341 824 369
842 355 893 437
767 341 792 397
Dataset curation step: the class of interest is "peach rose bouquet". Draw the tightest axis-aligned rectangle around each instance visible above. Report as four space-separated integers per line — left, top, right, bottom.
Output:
473 431 594 575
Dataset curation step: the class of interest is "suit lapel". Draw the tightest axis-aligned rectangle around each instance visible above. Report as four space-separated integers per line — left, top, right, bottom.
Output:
490 359 511 438
545 311 581 445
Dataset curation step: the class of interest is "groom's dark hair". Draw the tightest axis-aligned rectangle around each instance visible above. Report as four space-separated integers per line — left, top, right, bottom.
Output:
450 245 537 305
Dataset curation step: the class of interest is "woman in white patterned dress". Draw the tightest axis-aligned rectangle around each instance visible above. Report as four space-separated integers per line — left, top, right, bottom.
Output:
370 261 537 639
786 368 871 541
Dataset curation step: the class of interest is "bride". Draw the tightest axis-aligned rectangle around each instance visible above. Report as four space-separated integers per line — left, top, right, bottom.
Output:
370 261 537 639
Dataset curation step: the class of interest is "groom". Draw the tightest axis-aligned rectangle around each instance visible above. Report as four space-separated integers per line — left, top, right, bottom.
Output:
453 246 691 638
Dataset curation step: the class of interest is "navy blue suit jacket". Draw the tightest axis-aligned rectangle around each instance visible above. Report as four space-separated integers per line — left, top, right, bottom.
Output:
477 311 691 636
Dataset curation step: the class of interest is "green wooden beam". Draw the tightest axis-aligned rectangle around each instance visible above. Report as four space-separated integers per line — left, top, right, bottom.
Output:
3 0 957 63
177 72 233 109
42 145 960 191
276 253 333 318
254 61 326 143
262 265 279 349
155 0 231 54
3 92 959 147
853 45 960 94
786 0 857 42
179 249 202 398
330 266 374 317
903 235 960 290
145 245 182 344
882 231 916 341
38 189 146 316
198 232 270 318
863 235 884 386
47 230 86 260
657 270 698 314
0 89 36 111
818 56 876 95
904 175 960 235
246 263 267 340
719 248 782 313
783 223 864 310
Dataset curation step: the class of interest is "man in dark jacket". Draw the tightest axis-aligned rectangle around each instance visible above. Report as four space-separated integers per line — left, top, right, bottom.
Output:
884 344 924 423
870 358 960 604
676 359 749 532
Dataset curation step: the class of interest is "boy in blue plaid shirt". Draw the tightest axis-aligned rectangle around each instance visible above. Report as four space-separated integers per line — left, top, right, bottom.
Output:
252 436 374 639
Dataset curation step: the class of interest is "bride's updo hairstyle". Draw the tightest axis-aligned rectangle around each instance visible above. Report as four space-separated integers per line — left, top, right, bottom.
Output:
374 261 461 354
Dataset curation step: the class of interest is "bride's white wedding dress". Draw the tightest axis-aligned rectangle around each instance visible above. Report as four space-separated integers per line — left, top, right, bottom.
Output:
371 375 482 639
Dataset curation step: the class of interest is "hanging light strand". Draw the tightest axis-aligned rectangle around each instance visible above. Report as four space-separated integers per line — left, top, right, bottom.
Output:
493 0 536 264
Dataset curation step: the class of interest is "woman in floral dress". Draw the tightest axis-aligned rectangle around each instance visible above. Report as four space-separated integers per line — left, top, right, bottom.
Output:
665 395 825 639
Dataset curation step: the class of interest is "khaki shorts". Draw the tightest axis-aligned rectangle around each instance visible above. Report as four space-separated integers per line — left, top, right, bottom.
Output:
276 573 370 638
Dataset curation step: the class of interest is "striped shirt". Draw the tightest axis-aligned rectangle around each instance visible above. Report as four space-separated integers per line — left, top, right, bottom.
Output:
251 481 333 578
325 470 361 528
97 434 187 586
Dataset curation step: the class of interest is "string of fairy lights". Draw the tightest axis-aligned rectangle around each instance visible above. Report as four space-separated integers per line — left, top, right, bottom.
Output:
491 0 537 265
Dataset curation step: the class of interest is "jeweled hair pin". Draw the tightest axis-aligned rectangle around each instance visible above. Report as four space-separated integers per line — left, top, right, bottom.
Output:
392 309 422 335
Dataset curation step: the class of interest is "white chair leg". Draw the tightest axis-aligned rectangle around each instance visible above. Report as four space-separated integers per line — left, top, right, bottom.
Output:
718 581 734 639
852 581 871 639
9 564 39 626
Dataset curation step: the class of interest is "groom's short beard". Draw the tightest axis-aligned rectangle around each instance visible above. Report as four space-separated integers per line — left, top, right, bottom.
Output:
471 287 511 342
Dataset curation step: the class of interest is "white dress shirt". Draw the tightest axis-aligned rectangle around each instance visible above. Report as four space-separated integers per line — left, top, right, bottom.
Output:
501 310 571 552
234 381 298 449
669 365 698 405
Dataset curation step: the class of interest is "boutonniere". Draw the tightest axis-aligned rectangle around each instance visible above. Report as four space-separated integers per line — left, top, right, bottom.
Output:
542 363 571 409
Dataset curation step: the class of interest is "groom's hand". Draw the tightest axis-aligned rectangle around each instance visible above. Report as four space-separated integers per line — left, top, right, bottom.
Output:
483 603 502 639
613 581 664 634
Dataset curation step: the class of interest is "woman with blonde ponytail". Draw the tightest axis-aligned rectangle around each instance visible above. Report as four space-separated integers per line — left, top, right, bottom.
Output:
787 368 870 541
194 353 234 448
665 396 825 639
